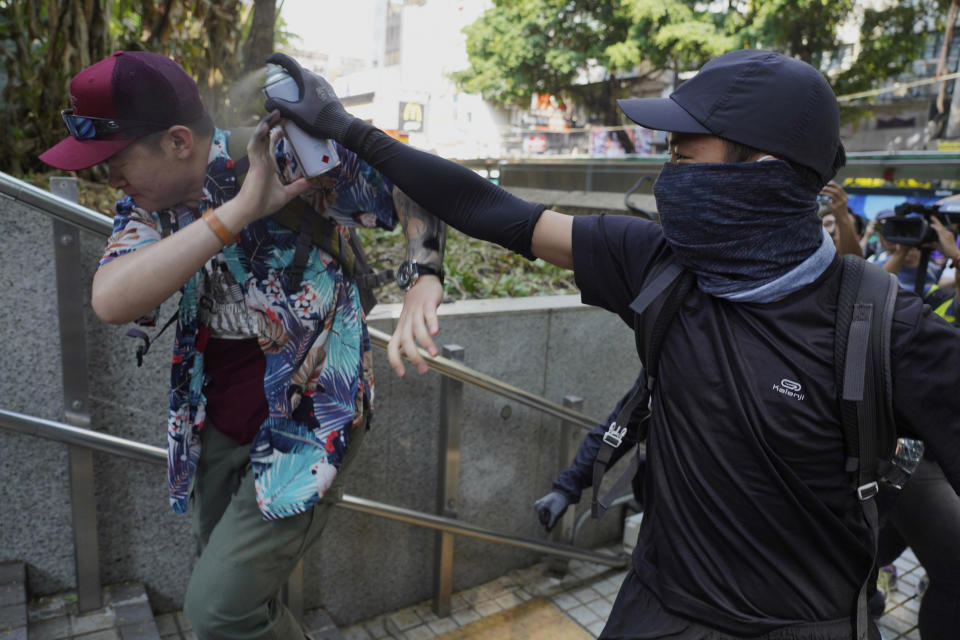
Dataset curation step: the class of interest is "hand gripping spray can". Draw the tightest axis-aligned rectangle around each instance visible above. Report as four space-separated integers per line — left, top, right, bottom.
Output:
262 63 340 177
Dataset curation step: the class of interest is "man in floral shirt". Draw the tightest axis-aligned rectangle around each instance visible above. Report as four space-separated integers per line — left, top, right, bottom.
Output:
40 51 445 639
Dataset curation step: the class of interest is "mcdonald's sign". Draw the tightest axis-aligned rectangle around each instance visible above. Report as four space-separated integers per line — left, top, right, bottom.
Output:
399 101 424 132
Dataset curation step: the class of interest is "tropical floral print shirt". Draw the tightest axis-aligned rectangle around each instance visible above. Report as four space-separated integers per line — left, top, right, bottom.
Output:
99 128 396 519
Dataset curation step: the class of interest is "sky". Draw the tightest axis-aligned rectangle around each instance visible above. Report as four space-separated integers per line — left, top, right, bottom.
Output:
279 0 377 62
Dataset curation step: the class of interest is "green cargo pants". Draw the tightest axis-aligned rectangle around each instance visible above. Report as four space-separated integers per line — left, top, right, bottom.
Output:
183 420 366 640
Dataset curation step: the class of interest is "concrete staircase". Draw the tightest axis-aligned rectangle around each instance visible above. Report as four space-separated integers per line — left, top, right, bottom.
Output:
3 561 343 640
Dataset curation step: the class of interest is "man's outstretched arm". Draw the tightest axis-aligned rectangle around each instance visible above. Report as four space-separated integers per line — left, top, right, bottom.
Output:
263 53 574 270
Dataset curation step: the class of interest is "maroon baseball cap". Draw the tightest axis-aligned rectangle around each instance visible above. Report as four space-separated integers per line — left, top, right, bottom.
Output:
39 51 207 170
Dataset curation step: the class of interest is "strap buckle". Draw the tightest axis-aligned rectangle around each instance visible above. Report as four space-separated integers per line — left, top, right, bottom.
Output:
603 422 628 448
856 481 879 501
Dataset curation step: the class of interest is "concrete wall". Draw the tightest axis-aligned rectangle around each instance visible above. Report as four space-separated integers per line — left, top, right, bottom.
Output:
0 195 639 626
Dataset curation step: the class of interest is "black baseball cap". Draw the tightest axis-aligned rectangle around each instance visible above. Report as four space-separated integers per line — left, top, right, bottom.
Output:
618 49 844 186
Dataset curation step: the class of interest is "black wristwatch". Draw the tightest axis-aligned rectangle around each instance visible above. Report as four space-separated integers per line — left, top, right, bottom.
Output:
395 260 444 291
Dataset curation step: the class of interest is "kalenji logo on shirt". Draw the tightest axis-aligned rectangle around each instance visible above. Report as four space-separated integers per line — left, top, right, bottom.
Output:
772 378 805 401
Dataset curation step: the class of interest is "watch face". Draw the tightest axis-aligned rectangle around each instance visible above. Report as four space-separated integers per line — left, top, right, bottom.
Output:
396 261 413 289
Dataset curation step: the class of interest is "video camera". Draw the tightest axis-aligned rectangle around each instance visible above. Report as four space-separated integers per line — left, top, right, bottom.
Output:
878 202 960 246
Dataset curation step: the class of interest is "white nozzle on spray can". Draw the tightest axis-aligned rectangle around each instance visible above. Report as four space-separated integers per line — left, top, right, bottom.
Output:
262 63 340 178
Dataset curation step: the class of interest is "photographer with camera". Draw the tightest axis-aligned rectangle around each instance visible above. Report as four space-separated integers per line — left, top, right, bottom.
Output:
875 204 956 296
818 181 863 257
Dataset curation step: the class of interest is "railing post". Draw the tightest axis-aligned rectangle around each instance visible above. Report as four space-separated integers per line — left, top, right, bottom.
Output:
433 344 464 617
49 177 101 612
547 395 583 576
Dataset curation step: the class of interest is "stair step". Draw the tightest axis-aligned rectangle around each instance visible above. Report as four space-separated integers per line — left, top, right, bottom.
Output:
26 581 161 640
0 561 28 640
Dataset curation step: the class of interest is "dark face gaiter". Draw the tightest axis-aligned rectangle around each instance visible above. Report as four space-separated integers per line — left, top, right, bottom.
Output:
653 160 830 301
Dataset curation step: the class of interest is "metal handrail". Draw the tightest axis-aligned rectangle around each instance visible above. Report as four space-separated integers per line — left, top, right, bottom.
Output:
0 172 113 236
0 170 601 431
0 408 625 568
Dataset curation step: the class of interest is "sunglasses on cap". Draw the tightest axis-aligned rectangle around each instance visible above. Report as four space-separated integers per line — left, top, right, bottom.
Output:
60 109 168 140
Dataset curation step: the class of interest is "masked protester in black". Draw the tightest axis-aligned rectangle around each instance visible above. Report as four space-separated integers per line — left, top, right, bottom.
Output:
266 50 960 640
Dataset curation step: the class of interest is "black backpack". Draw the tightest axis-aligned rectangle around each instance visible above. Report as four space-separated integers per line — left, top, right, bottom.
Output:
590 254 900 640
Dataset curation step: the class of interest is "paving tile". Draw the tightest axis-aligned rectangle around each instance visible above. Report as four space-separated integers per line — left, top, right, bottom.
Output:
450 594 470 612
362 615 390 639
174 612 191 631
493 591 523 610
28 597 67 624
73 629 121 640
886 604 917 626
153 613 178 636
586 598 613 619
566 604 599 627
28 614 70 640
473 600 502 618
900 548 918 565
311 627 345 640
341 624 372 640
879 613 914 636
116 602 152 627
550 592 581 611
570 586 602 605
402 624 436 640
104 584 147 607
119 622 162 640
304 608 338 635
900 597 920 614
71 608 117 636
386 608 421 634
591 577 622 598
0 565 24 586
0 583 25 609
0 603 26 630
892 558 916 575
411 603 438 623
426 616 459 635
450 608 480 627
587 618 607 637
0 629 27 640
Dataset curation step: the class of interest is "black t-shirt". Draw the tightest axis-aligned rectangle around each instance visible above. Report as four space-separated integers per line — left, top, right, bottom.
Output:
572 214 960 634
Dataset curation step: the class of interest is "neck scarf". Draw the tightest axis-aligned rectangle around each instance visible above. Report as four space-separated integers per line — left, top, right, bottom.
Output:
653 160 835 303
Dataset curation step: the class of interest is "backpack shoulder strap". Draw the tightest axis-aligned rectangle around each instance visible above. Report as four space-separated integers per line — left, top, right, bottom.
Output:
590 260 695 519
835 254 899 640
836 255 899 495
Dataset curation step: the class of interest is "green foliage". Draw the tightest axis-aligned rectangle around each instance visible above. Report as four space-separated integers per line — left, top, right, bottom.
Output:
833 1 941 97
0 0 283 175
455 0 958 128
357 225 577 303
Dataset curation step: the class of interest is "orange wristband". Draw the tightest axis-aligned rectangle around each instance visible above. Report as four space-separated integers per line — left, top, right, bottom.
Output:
202 209 235 246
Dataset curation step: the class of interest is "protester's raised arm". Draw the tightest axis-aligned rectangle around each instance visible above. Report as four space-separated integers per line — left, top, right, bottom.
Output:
92 113 308 324
264 53 574 269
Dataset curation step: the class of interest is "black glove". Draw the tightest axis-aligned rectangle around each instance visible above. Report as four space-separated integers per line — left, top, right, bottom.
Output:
534 491 571 533
263 52 357 144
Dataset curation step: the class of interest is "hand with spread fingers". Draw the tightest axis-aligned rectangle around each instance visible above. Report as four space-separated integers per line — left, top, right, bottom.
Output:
387 276 444 377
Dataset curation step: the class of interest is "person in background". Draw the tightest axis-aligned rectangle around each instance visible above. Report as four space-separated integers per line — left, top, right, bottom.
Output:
818 180 863 257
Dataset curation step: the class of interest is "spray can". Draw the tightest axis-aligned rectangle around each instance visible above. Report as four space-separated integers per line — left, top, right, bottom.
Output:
262 63 340 177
